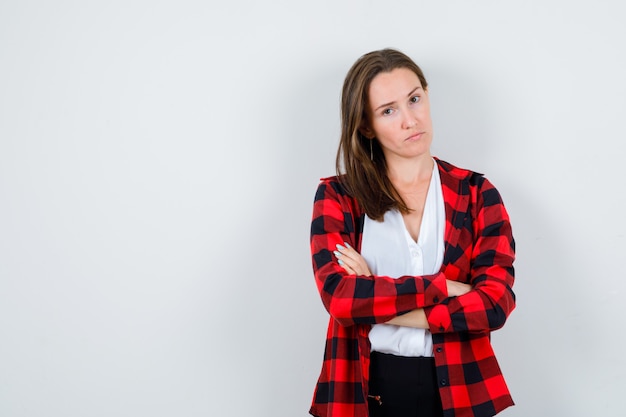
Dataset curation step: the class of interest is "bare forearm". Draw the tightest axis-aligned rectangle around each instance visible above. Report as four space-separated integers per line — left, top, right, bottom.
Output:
386 308 429 329
386 281 472 329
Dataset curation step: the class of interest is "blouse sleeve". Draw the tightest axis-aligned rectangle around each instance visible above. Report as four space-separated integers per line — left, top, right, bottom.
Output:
425 176 516 333
311 178 449 327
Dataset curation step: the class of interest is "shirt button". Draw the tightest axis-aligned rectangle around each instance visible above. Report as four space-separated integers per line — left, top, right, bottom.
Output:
436 347 443 353
440 379 447 386
433 296 439 303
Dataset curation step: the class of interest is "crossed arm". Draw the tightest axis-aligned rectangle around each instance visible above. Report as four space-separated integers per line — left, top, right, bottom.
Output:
334 243 471 329
312 177 515 332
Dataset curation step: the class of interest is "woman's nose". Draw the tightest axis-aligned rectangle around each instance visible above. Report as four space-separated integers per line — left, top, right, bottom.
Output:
402 112 417 129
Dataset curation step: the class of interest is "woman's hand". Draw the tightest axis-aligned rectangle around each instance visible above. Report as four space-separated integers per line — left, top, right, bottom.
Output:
334 242 372 276
446 279 471 297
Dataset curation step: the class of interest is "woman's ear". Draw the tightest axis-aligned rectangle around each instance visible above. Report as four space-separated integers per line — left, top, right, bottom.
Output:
359 124 375 139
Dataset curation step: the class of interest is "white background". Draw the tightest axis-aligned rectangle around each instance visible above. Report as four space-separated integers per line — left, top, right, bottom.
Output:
1 1 625 416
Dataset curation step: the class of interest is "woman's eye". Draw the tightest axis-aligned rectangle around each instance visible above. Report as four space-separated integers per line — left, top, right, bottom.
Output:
382 108 393 116
410 95 420 103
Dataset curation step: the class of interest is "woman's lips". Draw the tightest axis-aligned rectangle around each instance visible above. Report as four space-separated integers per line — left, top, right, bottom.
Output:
405 132 424 141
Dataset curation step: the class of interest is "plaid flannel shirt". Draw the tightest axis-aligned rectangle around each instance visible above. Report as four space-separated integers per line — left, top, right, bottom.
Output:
309 159 515 417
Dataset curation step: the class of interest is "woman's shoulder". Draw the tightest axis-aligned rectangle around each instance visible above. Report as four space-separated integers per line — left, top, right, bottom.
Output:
314 175 360 209
318 175 341 184
435 158 507 207
317 175 350 195
434 157 482 178
434 157 487 185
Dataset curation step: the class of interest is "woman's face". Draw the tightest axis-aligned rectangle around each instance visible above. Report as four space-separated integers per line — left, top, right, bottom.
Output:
362 67 433 164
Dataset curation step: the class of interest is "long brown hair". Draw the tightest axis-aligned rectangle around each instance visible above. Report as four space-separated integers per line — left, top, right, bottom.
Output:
336 48 429 221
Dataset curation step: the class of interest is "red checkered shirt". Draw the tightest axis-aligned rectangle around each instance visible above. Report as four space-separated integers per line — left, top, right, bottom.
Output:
309 159 515 417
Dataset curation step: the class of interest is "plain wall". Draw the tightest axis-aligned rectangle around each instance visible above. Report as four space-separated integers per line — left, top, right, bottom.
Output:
1 1 625 416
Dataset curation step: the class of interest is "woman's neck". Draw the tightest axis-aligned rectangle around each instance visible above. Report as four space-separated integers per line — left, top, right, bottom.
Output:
386 154 434 190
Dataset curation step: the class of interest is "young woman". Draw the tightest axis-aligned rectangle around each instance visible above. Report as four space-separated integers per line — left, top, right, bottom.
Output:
309 49 515 417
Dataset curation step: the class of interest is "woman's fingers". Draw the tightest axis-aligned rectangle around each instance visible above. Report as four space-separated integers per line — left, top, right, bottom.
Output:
338 261 355 275
335 243 361 262
336 254 356 274
335 242 371 275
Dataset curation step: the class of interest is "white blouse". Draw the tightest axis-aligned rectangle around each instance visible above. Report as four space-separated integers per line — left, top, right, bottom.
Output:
361 161 445 357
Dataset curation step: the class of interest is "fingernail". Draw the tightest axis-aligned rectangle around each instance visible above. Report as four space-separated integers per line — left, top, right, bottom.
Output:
333 251 342 258
336 244 345 251
338 259 345 266
344 242 352 248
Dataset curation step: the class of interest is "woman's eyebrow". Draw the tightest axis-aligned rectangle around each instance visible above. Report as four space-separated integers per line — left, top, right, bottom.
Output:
373 86 422 112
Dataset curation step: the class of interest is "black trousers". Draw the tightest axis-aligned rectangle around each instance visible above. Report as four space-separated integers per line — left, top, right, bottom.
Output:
367 352 444 417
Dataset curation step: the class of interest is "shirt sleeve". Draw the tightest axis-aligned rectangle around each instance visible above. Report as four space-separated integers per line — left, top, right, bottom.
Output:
311 178 449 327
425 176 516 334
